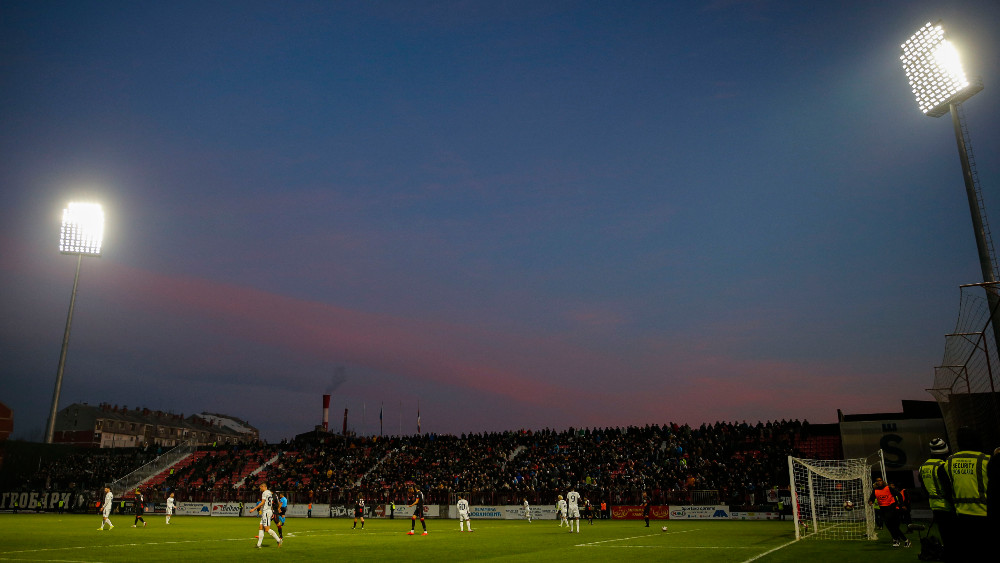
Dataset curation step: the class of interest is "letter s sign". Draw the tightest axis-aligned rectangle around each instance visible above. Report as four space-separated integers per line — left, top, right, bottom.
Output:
879 434 906 468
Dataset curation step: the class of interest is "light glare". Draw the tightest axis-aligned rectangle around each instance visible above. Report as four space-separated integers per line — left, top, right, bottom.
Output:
60 202 104 256
899 21 979 117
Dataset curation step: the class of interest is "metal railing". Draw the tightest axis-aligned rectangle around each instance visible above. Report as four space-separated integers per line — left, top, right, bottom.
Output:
110 440 197 495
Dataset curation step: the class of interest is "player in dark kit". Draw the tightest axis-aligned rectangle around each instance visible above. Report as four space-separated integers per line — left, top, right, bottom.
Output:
642 494 651 527
132 491 147 527
408 489 427 536
584 499 594 525
353 497 365 530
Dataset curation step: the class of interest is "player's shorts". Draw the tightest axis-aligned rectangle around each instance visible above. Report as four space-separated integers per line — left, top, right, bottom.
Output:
568 506 581 519
260 510 273 527
459 510 470 521
102 506 112 518
166 507 174 515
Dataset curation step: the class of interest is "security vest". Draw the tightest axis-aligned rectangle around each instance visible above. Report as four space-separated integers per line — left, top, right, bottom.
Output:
872 485 896 508
945 450 990 517
919 458 952 512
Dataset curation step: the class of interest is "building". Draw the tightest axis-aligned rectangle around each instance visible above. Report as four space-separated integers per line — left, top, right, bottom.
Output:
52 402 258 448
0 402 12 441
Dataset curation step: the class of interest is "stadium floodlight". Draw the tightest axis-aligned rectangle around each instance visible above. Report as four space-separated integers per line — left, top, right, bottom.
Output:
900 21 983 117
59 202 105 255
901 22 1000 445
45 202 105 444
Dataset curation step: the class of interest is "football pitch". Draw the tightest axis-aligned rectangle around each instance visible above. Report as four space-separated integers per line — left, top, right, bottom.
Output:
0 515 930 562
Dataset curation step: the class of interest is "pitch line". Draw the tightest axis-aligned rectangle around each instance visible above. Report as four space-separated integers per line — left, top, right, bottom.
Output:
575 529 695 547
740 538 798 563
575 533 659 547
0 559 106 563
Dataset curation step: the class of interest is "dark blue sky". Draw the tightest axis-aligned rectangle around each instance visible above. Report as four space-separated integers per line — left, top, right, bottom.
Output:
2 1 999 441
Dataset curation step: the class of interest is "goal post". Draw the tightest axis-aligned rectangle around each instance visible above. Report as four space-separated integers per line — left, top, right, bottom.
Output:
788 451 882 541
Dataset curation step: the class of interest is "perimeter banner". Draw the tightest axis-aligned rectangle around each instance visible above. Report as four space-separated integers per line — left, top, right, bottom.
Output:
210 502 241 517
610 505 669 519
175 502 211 516
501 505 558 520
385 504 440 518
730 510 781 520
668 505 731 519
0 491 88 511
285 503 330 518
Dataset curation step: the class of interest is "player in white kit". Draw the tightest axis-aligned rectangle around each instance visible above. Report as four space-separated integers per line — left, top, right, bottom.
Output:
457 495 473 532
556 495 568 527
99 487 115 530
165 493 175 524
566 486 581 533
251 483 282 548
523 498 531 522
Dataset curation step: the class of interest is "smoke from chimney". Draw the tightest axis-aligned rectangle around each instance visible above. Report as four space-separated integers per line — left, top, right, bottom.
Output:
322 394 330 430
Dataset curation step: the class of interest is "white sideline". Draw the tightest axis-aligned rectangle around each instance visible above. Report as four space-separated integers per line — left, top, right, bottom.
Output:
740 538 798 562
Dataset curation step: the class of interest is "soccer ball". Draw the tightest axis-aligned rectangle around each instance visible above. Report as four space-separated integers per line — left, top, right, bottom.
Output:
661 526 668 532
843 500 854 510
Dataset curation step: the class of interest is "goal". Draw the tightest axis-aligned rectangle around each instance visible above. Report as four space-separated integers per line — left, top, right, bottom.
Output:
787 451 882 540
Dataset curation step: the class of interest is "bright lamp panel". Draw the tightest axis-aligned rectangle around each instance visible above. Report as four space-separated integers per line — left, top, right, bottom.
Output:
59 202 104 256
900 22 973 117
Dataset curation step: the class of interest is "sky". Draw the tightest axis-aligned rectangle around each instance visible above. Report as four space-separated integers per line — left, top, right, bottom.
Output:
2 0 1000 442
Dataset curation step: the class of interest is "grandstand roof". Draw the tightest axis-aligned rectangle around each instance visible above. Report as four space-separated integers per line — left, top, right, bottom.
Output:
837 399 942 422
192 412 258 437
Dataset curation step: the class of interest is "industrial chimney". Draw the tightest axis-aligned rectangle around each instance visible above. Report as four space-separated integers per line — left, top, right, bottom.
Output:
322 394 330 430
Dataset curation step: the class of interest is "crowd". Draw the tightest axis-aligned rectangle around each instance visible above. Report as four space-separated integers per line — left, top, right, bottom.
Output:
21 447 158 492
13 419 815 508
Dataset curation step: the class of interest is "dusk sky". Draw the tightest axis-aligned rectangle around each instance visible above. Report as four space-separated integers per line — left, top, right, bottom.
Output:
2 0 1000 442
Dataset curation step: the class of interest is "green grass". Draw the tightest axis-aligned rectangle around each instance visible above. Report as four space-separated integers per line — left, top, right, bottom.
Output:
0 514 935 562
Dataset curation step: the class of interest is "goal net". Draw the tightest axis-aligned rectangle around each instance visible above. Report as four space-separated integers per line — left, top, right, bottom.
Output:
787 451 881 541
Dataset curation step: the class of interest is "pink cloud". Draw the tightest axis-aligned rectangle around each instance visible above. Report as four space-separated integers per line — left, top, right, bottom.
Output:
88 260 614 409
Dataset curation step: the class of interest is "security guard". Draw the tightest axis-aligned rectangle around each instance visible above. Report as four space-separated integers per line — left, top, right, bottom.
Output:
919 438 953 551
940 429 990 560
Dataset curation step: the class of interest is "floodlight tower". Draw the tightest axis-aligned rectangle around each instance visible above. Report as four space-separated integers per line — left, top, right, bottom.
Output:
44 202 104 444
900 22 1000 352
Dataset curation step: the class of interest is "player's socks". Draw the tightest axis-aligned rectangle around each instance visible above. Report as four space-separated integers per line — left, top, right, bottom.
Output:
268 528 280 542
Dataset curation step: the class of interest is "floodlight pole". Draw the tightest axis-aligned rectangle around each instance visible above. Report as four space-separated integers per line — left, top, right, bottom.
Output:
45 254 83 444
948 102 1000 357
